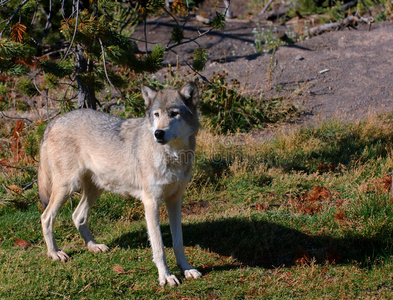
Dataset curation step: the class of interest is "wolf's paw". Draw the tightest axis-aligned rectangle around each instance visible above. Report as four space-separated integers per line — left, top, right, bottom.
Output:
159 274 181 287
48 250 70 262
184 268 202 279
87 242 109 253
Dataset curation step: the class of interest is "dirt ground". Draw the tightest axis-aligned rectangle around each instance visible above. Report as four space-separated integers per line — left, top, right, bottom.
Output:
203 21 393 125
134 9 393 127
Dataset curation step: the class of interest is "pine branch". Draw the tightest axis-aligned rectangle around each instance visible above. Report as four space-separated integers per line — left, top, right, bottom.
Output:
0 0 30 39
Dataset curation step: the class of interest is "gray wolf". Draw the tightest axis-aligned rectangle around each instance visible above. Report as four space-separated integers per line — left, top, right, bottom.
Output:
38 82 202 286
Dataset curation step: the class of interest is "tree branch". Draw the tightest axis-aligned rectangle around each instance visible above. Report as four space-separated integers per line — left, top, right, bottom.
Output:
165 27 213 52
0 0 30 39
0 162 38 170
33 71 78 102
0 111 33 123
36 0 53 49
98 38 121 97
168 48 214 90
62 0 80 61
0 0 13 7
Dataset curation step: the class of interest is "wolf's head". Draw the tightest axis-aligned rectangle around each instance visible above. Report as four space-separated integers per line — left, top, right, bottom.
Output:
141 82 200 145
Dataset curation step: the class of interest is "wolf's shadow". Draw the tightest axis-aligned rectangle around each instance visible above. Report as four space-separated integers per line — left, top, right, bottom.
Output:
112 217 390 270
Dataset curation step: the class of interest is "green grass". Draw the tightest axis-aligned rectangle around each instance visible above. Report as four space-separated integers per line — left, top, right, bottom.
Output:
3 114 393 298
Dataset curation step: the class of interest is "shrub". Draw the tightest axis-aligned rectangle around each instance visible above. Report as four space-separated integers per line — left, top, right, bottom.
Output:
200 72 297 134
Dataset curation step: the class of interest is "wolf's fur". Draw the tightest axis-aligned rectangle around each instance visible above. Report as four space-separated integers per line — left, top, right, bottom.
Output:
38 82 201 286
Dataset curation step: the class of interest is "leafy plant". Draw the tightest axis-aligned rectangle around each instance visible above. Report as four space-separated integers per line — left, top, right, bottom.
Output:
192 48 208 71
171 25 184 44
252 25 296 53
16 77 38 98
24 132 39 159
211 12 226 30
200 72 297 134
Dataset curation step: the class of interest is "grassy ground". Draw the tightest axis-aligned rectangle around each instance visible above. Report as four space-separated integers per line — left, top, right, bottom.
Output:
2 114 393 298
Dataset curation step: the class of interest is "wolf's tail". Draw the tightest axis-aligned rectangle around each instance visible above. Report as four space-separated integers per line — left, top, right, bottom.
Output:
37 144 51 210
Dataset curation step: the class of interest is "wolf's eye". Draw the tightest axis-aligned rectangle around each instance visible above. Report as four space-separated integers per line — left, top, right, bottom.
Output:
154 112 159 117
170 111 179 118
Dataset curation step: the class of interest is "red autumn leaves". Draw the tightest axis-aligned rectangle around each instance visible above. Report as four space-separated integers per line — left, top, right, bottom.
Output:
14 238 31 249
255 174 393 216
253 186 342 216
290 186 334 215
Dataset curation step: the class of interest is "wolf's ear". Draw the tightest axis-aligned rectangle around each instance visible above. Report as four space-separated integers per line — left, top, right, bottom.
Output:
141 84 157 109
180 81 199 108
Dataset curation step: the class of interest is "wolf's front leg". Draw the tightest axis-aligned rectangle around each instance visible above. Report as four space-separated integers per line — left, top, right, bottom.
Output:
143 197 181 286
166 196 202 280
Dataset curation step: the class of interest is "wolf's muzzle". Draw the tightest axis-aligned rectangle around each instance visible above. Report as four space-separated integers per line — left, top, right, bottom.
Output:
154 130 166 144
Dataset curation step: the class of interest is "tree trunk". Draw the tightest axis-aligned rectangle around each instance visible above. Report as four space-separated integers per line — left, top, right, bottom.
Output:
73 0 98 110
75 45 98 109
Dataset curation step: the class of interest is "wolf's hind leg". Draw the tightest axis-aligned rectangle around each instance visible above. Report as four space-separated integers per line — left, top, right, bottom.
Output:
41 187 71 262
72 183 108 253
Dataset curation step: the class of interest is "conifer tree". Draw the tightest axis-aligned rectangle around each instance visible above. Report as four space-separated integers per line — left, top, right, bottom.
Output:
0 0 226 109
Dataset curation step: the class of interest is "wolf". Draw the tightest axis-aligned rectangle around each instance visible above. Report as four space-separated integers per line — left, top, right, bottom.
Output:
38 82 202 286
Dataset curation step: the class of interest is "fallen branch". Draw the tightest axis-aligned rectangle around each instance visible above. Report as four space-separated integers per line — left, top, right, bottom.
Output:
340 0 357 10
307 16 374 37
260 2 295 21
263 5 290 21
260 0 274 15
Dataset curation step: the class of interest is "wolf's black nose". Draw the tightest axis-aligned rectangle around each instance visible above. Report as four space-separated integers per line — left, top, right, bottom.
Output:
154 130 165 140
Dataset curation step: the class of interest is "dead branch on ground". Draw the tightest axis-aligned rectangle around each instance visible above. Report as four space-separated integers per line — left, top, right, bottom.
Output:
307 16 374 37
